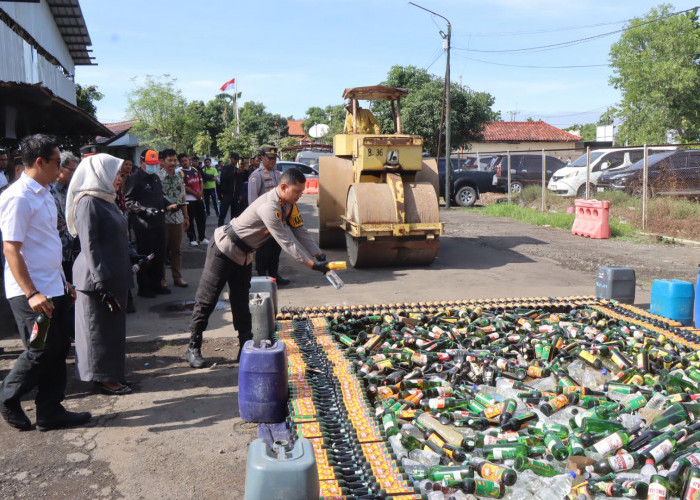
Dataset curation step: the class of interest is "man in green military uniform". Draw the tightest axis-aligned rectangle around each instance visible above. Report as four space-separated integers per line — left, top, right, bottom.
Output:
185 167 329 368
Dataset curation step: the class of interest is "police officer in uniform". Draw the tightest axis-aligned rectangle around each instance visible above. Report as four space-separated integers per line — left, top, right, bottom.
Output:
185 167 329 368
248 146 289 285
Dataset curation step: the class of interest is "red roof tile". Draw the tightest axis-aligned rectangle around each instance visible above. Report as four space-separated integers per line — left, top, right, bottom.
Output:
482 121 581 142
287 120 305 137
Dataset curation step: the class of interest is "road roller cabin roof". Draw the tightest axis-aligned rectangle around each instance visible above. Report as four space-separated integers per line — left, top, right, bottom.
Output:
342 86 409 102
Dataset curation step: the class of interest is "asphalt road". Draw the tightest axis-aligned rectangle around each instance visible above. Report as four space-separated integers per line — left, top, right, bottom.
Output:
0 194 696 498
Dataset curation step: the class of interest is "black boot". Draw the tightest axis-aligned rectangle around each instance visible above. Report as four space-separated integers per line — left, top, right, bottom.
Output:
185 332 207 369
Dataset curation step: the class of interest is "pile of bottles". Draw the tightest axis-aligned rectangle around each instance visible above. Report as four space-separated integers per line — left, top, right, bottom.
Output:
276 296 700 499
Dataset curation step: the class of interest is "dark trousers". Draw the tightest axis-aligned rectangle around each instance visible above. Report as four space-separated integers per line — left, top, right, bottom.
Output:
233 198 247 218
255 238 282 278
0 294 71 420
134 223 166 293
203 188 219 216
190 241 252 343
218 193 237 227
187 199 206 242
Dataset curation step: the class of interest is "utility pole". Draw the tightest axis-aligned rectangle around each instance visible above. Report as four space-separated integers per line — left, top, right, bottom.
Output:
409 2 452 208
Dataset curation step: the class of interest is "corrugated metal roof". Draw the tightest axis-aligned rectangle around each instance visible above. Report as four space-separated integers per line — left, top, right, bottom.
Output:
482 121 581 142
46 0 95 66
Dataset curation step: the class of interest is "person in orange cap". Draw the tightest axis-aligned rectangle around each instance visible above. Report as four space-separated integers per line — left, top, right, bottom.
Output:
124 149 179 298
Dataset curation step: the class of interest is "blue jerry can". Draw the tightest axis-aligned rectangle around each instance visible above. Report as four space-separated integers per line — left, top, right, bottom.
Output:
238 340 288 423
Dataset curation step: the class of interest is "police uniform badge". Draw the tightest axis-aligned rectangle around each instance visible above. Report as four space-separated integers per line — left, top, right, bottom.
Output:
274 209 282 221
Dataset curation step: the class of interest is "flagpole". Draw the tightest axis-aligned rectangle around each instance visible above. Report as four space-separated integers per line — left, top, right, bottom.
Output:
234 77 240 136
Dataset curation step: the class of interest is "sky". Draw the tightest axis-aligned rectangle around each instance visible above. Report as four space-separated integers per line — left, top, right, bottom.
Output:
75 0 698 129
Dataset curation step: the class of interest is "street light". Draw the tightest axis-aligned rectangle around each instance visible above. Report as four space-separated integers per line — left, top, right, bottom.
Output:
409 2 452 208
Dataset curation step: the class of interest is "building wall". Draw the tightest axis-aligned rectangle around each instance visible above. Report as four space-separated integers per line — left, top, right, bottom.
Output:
0 1 76 103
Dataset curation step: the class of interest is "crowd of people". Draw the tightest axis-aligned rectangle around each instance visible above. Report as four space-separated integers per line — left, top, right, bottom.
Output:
0 135 334 432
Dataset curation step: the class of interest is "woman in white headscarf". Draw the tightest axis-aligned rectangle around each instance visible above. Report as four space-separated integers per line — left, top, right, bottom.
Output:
66 154 133 395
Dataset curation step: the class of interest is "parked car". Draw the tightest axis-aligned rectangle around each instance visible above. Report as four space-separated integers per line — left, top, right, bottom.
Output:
548 147 676 197
493 154 566 193
596 150 700 197
435 157 476 171
275 161 318 180
435 159 502 207
294 150 333 169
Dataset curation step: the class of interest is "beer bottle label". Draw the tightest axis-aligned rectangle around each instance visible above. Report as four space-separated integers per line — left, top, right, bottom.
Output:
649 439 674 463
684 477 700 500
608 453 636 472
479 463 504 482
647 483 668 500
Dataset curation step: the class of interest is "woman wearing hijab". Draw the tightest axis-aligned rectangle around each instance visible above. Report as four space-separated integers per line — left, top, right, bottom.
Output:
66 154 133 395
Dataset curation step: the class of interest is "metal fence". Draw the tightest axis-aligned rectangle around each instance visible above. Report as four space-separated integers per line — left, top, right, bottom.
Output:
451 142 700 237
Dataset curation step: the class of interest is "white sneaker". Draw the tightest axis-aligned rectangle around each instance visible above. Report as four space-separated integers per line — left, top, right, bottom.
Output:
200 238 210 245
189 240 198 247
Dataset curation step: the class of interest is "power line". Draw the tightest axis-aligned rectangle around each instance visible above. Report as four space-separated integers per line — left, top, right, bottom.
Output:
453 17 637 37
425 50 443 71
452 7 698 54
459 51 700 70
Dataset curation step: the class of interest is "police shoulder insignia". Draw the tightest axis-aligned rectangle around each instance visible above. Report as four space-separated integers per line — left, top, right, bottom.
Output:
274 209 282 220
288 204 304 228
251 176 258 182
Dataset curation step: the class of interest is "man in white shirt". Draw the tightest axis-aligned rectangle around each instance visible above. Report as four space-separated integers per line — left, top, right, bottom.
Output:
0 134 91 432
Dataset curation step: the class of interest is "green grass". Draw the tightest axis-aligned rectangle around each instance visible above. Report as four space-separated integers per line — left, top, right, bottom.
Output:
465 186 641 239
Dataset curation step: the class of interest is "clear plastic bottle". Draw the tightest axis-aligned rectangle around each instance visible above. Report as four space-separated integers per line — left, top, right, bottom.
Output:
536 471 576 500
641 458 658 483
325 261 347 289
326 270 344 289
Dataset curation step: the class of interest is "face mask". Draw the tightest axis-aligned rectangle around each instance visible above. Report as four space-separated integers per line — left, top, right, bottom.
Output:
145 164 158 175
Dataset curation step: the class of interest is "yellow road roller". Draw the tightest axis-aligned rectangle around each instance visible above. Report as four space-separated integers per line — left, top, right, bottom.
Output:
318 86 443 268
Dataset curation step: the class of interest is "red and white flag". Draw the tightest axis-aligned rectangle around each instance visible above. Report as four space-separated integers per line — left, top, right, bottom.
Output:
220 78 236 91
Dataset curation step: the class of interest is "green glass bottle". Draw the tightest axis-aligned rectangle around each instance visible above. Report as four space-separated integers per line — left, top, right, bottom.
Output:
544 431 569 461
591 425 642 456
647 474 672 500
681 467 700 500
381 412 399 437
483 442 528 461
650 402 691 430
578 417 625 435
568 434 586 456
642 428 688 465
412 464 473 482
585 453 640 475
29 309 51 349
512 456 561 477
469 458 517 486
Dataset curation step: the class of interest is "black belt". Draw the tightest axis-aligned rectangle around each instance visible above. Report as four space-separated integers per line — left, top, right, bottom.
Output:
224 225 254 253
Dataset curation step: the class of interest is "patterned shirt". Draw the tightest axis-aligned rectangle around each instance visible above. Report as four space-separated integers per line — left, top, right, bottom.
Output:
159 170 186 225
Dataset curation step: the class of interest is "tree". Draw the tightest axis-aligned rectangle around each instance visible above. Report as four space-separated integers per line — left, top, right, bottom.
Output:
193 131 213 157
609 4 700 144
126 75 201 151
564 123 596 141
279 136 301 160
216 127 255 158
239 101 288 146
302 105 345 143
373 65 496 156
75 84 103 117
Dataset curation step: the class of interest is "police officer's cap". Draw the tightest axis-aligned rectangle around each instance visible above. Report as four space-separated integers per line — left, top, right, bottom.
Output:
260 146 278 158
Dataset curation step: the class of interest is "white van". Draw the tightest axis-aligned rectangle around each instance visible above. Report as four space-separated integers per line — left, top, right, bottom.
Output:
548 147 677 197
295 150 333 169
